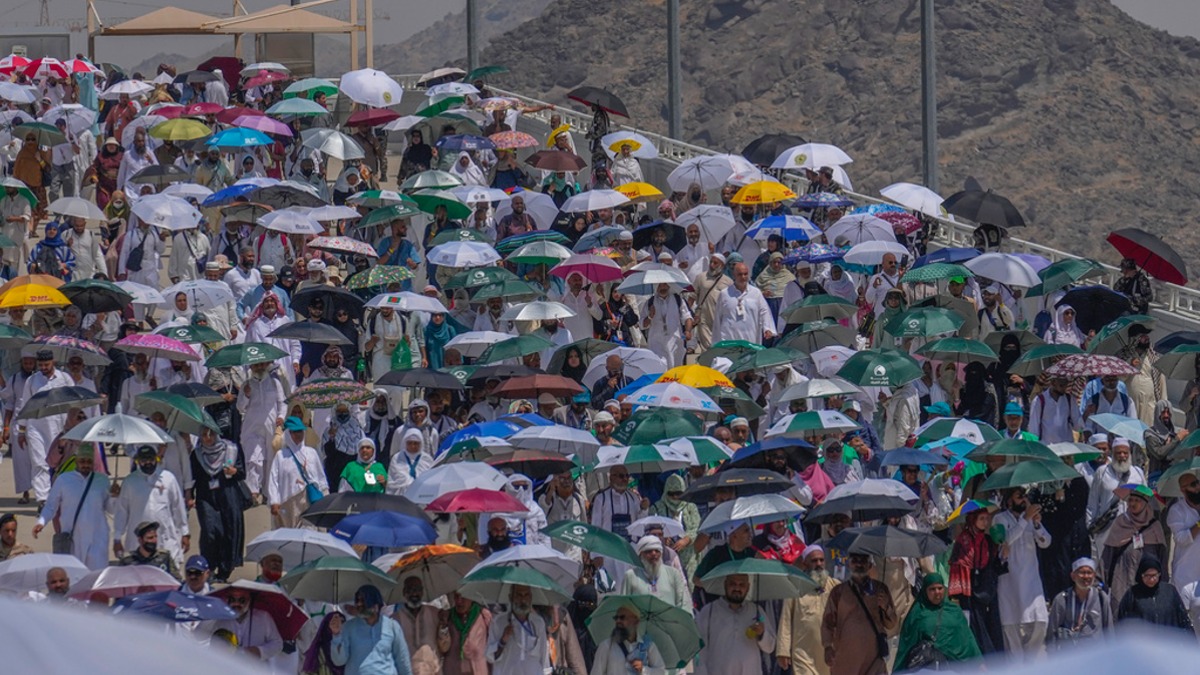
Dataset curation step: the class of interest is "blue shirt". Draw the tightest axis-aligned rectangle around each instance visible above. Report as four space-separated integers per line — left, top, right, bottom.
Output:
331 615 413 675
375 236 419 291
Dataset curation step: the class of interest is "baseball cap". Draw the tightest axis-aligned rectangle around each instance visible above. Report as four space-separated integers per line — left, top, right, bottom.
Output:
185 555 209 572
924 401 952 417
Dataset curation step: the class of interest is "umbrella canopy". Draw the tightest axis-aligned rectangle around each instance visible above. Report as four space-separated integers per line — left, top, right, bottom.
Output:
1055 286 1132 333
915 336 998 364
771 142 853 169
460 565 572 607
375 367 465 390
593 443 694 473
914 416 1002 447
727 346 808 374
625 381 721 414
492 374 583 398
781 294 858 324
115 333 199 362
806 479 918 524
113 589 236 623
426 487 527 514
777 377 863 402
15 386 101 420
880 448 953 467
289 378 375 409
543 520 640 566
886 306 965 338
880 182 946 217
698 384 767 419
500 300 576 322
476 334 554 365
566 85 628 116
612 408 704 445
1107 227 1187 285
386 544 481 602
205 342 287 368
332 511 438 548
404 463 510 505
667 436 736 465
525 150 587 172
63 411 172 446
680 469 793 503
1153 344 1200 380
742 132 807 165
134 390 218 436
698 558 820 600
1156 457 1200 498
61 278 132 313
339 68 403 107
278 555 396 604
0 322 33 349
301 491 429 528
900 262 973 284
47 196 107 221
836 348 923 387
244 528 357 568
1030 257 1107 297
1008 343 1085 377
657 364 733 388
765 410 860 438
20 335 109 366
208 580 309 640
586 595 701 668
824 214 894 245
941 189 1025 227
1089 413 1150 440
1088 314 1156 356
965 438 1060 463
1043 353 1138 378
965 252 1041 287
827 525 949 558
266 321 352 345
69 565 179 601
979 459 1081 491
699 493 805 533
844 240 910 266
0 553 88 594
0 283 70 308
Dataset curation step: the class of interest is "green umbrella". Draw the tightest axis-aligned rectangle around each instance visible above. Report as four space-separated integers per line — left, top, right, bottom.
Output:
441 365 477 385
543 520 640 566
13 121 66 146
965 438 1060 463
979 459 1081 491
586 595 702 668
1008 343 1084 377
278 555 395 604
471 279 543 303
885 306 964 338
779 319 857 352
915 337 997 364
699 385 767 420
476 334 554 365
345 265 414 291
355 203 423 229
432 228 490 246
1088 314 1155 356
1154 344 1200 380
465 65 509 81
459 566 571 606
768 410 860 436
982 329 1044 353
417 95 466 118
134 390 218 436
348 190 419 209
494 231 570 256
914 418 1002 446
1027 258 1105 297
411 189 473 220
283 77 338 100
155 323 225 345
666 436 735 464
546 338 618 374
613 408 704 445
727 346 808 375
265 98 331 116
400 170 464 192
0 323 31 348
901 262 973 284
1156 457 1200 497
836 348 923 387
507 240 574 266
444 266 518 290
780 294 858 324
699 558 819 600
697 340 765 367
206 342 288 368
0 177 38 210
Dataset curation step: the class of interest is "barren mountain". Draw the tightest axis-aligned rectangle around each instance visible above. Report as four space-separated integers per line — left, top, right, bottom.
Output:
375 0 554 73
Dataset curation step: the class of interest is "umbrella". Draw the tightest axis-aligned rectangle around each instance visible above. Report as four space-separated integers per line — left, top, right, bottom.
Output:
699 493 805 533
244 527 357 568
781 295 858 324
339 68 403 107
941 189 1025 228
426 488 528 514
880 182 947 218
836 348 923 387
1156 457 1200 498
667 155 741 191
886 306 965 338
525 150 586 172
699 557 819 600
698 384 767 419
476 334 554 365
266 98 329 116
128 164 195 188
742 133 807 165
13 121 66 146
745 215 821 243
333 511 438 548
487 449 576 478
965 438 1060 463
0 553 88 594
617 265 691 296
148 117 211 141
566 85 628 116
590 443 692 473
205 342 288 368
1030 258 1106 297
301 128 365 160
900 262 973 284
405 463 510 504
69 565 179 601
731 180 798 206
983 330 1045 353
1088 314 1155 356
301 491 429 528
824 214 894 245
63 408 173 446
346 265 415 291
267 321 352 345
449 185 512 206
1008 343 1085 378
915 337 998 364
460 566 572 607
805 479 918 524
427 240 501 267
657 364 733 388
365 291 448 313
205 127 272 148
113 590 237 623
586 595 702 668
289 378 375 409
278 555 395 604
625 381 722 414
0 284 70 308
965 252 1041 287
697 340 765 366
561 188 631 213
20 335 109 366
507 425 602 462
293 286 366 317
765 410 860 438
979 459 1081 491
1107 227 1187 285
309 235 383 259
627 516 687 540
283 77 338 99
115 333 199 362
1055 286 1132 333
16 386 103 420
259 208 322 235
728 346 808 374
843 240 910 266
666 436 735 465
581 347 668 388
771 142 853 169
681 469 793 503
376 367 465 390
46 196 105 222
500 301 576 322
444 266 518 290
914 417 1002 446
492 374 583 398
880 448 952 467
794 191 856 210
1043 353 1138 378
671 204 735 243
827 525 949 558
160 279 234 313
386 545 480 602
162 382 223 406
0 322 32 349
551 254 624 285
134 391 218 435
507 240 574 266
612 408 704 445
1153 344 1200 380
208 580 309 640
543 520 640 566
777 377 863 402
1089 413 1150 440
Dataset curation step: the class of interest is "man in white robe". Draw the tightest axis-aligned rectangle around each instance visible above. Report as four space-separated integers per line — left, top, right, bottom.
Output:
168 225 210 283
696 573 778 675
994 487 1052 661
1028 376 1082 444
63 216 103 281
245 292 300 389
530 321 572 371
555 272 602 342
16 350 73 503
590 602 667 675
116 129 157 196
864 253 902 315
238 362 288 498
1086 437 1146 549
619 535 692 614
118 219 167 293
641 284 693 369
1167 472 1200 592
112 446 190 570
223 247 263 304
486 584 548 675
883 381 921 449
33 445 111 569
204 586 284 662
713 263 776 344
0 186 31 274
266 416 328 528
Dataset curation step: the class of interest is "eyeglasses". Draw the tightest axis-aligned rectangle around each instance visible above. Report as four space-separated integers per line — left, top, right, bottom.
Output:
186 570 204 577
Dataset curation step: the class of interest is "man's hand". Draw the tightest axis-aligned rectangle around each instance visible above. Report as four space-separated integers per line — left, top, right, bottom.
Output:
764 331 776 340
672 537 690 552
114 541 124 557
501 622 514 644
270 504 281 517
32 523 43 538
777 656 791 671
182 535 191 552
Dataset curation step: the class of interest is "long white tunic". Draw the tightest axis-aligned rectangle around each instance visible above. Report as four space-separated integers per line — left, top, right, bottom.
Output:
643 294 692 369
591 637 666 675
37 470 112 569
118 225 165 288
713 284 775 344
18 369 73 499
486 611 547 675
246 315 301 386
168 229 210 282
267 442 329 506
695 599 777 675
994 510 1051 626
64 227 103 281
205 609 284 662
1028 390 1080 444
385 449 434 496
0 195 30 269
1168 500 1200 591
117 147 157 196
111 467 189 568
1086 463 1146 530
557 288 602 343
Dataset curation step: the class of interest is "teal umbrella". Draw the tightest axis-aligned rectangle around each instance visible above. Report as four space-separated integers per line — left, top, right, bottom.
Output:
471 279 543 303
465 65 509 81
836 348 923 387
1157 457 1200 497
278 555 395 604
1088 314 1155 356
698 558 819 600
915 337 998 364
727 346 808 374
779 319 857 352
459 566 571 606
134 390 218 436
697 339 765 366
476 334 553 365
543 520 639 566
354 203 423 229
900 262 973 284
545 337 618 374
914 417 1002 447
0 323 32 348
780 294 857 323
698 385 766 420
1008 343 1084 377
885 306 964 338
206 342 287 368
1028 258 1105 297
1154 344 1200 380
155 323 224 345
965 438 1059 463
444 266 518 290
586 595 702 668
612 408 704 445
979 459 1081 491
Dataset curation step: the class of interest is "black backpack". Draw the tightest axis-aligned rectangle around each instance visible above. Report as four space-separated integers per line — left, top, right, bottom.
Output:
33 245 64 279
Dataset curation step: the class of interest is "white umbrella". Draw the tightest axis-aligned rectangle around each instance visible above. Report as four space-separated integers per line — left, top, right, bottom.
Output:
675 204 736 243
382 114 425 132
435 437 513 463
0 82 38 105
426 81 479 98
601 131 658 159
667 436 735 463
469 543 581 590
63 411 172 446
824 214 894 246
508 240 573 265
825 478 916 503
627 515 686 539
493 191 559 230
449 185 511 205
594 444 694 473
560 189 631 213
964 252 1040 288
41 104 96 135
159 280 234 312
266 98 330 116
301 128 364 161
770 142 853 170
245 528 357 569
843 240 909 265
778 377 863 402
47 196 106 221
880 182 947 219
116 280 165 306
241 61 289 76
699 494 805 533
581 347 668 388
508 425 602 463
130 194 201 231
161 183 212 201
427 241 501 267
339 68 404 107
500 301 576 322
259 207 323 235
445 331 512 360
304 205 361 222
101 79 153 100
0 553 88 594
366 291 449 313
667 155 737 191
120 115 166 149
810 346 857 377
625 381 721 414
405 462 510 505
616 265 691 296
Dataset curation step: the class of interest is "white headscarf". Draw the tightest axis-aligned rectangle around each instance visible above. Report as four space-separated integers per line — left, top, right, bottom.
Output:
400 427 424 457
334 166 363 193
1049 304 1085 347
449 151 487 186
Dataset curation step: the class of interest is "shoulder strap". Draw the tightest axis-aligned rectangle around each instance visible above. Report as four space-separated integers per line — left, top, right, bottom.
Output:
70 471 96 531
288 449 311 483
849 581 885 641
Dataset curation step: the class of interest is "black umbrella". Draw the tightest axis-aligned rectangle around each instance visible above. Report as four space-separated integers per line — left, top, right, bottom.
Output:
376 367 464 390
826 525 948 558
525 150 587 173
1055 286 1133 334
741 133 806 167
16 386 103 420
680 469 793 504
805 493 917 525
221 202 273 223
254 184 326 209
1107 227 1188 285
267 321 352 345
631 220 686 253
290 286 365 320
1156 331 1200 354
166 382 225 406
129 164 195 188
176 69 219 84
466 364 542 383
941 189 1025 228
487 450 575 480
725 437 818 472
60 278 133 314
566 85 629 117
301 491 430 529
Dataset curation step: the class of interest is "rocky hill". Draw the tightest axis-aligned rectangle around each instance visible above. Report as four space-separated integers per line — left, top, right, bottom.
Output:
375 0 553 73
478 0 1200 264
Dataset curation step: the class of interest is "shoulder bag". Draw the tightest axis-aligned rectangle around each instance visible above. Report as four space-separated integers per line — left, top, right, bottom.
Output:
288 450 324 505
53 471 96 554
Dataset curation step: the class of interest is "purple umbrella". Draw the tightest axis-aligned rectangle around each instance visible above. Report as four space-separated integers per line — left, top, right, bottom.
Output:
231 114 292 137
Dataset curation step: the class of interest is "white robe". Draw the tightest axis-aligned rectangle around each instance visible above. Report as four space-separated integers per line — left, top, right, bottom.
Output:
557 288 602 343
111 467 189 569
204 609 284 662
0 195 30 270
168 229 209 282
223 266 263 304
118 225 165 289
486 611 548 675
994 510 1051 626
267 441 329 505
385 449 434 496
1028 390 1081 444
117 148 157 196
695 599 777 675
37 470 112 569
245 315 301 388
1168 500 1200 591
64 227 103 281
713 285 775 344
592 637 666 675
237 372 288 493
17 369 73 500
643 294 692 369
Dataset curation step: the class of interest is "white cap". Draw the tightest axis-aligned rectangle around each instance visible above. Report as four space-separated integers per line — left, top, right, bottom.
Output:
1113 437 1131 448
657 252 673 261
617 230 633 242
1072 557 1097 573
307 259 326 272
260 264 276 275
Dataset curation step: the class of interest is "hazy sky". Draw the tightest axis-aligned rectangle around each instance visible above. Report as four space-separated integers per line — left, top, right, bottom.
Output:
2 0 1196 68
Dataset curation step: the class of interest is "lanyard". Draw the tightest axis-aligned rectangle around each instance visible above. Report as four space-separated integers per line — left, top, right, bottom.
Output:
403 451 421 478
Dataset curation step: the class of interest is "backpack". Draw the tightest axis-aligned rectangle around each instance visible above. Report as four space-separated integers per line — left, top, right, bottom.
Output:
33 245 64 279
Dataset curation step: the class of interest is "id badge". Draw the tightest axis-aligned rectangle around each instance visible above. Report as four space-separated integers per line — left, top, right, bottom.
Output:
364 472 377 485
1133 533 1144 550
209 478 220 490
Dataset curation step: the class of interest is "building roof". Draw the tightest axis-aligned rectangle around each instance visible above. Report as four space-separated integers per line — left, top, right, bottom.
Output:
207 5 358 34
102 7 222 36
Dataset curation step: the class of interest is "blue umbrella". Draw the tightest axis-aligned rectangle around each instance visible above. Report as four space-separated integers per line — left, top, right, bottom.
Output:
745 215 821 243
880 448 952 467
112 590 237 622
439 419 525 455
919 436 977 460
849 203 904 216
332 511 438 548
1089 413 1150 441
787 243 842 264
206 127 273 148
200 182 258 208
912 247 980 268
436 134 497 153
729 436 817 469
617 373 663 398
574 226 625 253
501 413 555 427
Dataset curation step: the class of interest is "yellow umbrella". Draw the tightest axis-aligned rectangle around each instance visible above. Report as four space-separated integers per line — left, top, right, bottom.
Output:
149 118 212 142
0 284 70 308
0 274 64 297
657 364 734 388
731 180 797 205
545 123 571 148
615 182 664 204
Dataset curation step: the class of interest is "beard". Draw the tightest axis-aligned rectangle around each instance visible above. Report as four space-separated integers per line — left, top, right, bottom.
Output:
642 560 661 577
1111 459 1132 474
1186 491 1200 506
808 569 830 586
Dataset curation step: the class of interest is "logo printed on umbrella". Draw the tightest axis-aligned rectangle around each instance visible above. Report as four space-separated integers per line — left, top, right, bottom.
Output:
873 365 887 377
569 524 588 538
793 154 808 166
383 91 393 104
907 319 920 329
247 346 261 356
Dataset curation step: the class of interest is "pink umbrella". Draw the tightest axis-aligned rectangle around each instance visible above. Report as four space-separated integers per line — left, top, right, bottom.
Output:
209 580 308 640
115 333 200 362
426 488 529 514
550 253 624 284
1043 354 1138 379
878 211 923 235
181 102 222 117
245 70 288 89
231 114 292 137
68 565 178 601
23 57 68 79
306 236 379 258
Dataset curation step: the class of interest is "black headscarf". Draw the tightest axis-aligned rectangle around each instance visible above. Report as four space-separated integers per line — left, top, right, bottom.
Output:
1116 556 1193 631
957 361 994 425
559 346 587 385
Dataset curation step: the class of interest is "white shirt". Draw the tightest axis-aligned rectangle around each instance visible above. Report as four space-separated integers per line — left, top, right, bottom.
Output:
556 288 602 343
267 442 328 505
111 467 189 556
713 284 775 343
64 227 103 281
1028 390 1080 444
592 637 666 675
1086 462 1146 532
695 599 777 675
865 271 901 314
117 147 157 196
37 470 111 569
994 510 1051 625
1168 499 1200 590
486 611 547 675
223 266 263 304
204 609 283 661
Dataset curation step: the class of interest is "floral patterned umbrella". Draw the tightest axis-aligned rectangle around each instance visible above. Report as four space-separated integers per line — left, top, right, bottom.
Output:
878 210 924 235
488 130 539 149
345 265 414 290
115 333 200 362
306 236 379 258
21 335 110 366
788 243 843 264
1043 353 1139 379
287 378 375 409
793 192 854 209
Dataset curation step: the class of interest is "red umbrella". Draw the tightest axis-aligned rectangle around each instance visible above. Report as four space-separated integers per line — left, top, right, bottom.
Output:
879 211 923 235
216 106 263 125
23 57 68 79
525 150 586 172
1107 227 1188 285
426 488 529 514
182 102 222 117
244 70 288 89
1043 353 1138 379
208 580 308 640
347 107 400 127
0 54 30 76
492 374 584 399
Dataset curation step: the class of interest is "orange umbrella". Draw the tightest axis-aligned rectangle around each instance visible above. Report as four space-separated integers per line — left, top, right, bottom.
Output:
0 284 70 308
387 544 481 602
0 274 64 296
657 364 734 388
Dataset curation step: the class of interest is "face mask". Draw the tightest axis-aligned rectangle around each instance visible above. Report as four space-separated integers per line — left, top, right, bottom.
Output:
138 462 156 475
113 201 125 209
336 412 351 423
1186 491 1200 506
142 541 157 555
